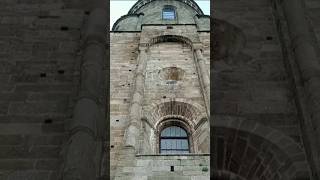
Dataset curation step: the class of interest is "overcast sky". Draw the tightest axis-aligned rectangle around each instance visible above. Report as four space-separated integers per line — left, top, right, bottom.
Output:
110 0 210 29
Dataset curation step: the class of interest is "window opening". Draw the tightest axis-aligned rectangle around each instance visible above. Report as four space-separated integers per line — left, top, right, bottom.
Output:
160 126 189 154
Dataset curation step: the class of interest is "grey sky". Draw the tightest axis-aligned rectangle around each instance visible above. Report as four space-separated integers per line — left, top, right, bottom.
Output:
110 0 210 29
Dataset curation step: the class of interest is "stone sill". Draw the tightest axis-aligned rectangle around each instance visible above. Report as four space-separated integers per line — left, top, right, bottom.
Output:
136 153 210 157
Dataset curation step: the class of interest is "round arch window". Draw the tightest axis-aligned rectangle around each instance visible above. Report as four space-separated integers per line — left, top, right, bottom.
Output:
160 126 190 154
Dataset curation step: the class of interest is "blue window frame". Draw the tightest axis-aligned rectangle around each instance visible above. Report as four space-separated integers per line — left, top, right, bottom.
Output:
162 7 175 20
160 126 189 154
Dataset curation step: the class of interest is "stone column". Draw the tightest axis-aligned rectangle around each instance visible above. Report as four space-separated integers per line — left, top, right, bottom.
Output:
123 45 148 149
282 0 320 177
194 48 210 117
61 7 107 180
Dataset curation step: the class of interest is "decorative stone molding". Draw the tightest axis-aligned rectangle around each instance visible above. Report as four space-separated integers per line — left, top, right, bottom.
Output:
147 99 207 126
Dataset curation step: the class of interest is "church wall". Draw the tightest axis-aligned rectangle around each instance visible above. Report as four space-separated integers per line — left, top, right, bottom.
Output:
195 17 210 31
214 0 302 144
0 1 86 179
213 0 312 178
305 0 320 57
136 1 197 25
114 15 140 31
110 23 210 179
141 42 205 153
120 154 209 180
110 32 141 175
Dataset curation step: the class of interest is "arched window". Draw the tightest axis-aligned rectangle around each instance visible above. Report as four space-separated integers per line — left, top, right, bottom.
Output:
162 6 176 20
160 126 189 154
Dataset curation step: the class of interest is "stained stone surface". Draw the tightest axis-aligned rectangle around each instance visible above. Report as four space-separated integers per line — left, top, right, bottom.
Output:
0 0 85 179
110 1 210 179
0 0 320 179
213 0 320 179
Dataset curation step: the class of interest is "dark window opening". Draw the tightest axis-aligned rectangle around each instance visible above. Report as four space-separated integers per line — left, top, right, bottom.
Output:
160 126 189 154
170 166 174 171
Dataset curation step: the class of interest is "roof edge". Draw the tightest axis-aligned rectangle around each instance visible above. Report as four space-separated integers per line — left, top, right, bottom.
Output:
128 0 204 15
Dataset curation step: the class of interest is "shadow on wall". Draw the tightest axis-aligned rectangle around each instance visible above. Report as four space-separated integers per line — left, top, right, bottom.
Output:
212 18 249 64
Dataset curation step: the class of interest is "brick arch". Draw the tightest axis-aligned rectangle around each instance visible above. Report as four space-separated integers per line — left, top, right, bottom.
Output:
146 99 207 128
145 99 208 153
212 118 311 180
148 34 194 48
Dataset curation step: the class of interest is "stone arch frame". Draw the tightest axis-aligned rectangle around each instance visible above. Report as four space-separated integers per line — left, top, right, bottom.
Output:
212 117 311 179
147 34 195 48
143 99 208 154
147 98 207 127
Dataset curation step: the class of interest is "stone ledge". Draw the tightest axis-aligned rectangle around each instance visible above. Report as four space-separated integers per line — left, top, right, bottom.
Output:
136 153 210 157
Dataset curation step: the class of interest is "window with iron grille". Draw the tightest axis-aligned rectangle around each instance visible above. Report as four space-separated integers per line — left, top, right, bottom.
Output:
160 126 189 154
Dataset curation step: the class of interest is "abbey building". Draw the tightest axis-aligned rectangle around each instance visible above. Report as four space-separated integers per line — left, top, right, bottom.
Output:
110 0 210 179
1 0 320 179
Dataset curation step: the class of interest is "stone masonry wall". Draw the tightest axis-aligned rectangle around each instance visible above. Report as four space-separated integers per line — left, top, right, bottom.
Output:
110 32 141 176
305 0 320 52
110 24 210 179
213 0 313 178
121 154 209 180
0 1 86 179
142 42 206 153
214 0 301 143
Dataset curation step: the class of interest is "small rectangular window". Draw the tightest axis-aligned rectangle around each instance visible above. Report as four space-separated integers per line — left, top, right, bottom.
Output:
162 9 175 20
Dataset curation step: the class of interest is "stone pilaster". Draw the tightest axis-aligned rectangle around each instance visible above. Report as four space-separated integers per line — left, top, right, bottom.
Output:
194 48 210 117
60 7 107 180
136 13 144 30
124 46 149 149
282 0 320 177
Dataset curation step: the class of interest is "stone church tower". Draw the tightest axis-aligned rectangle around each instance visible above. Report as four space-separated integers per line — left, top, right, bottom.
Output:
110 0 210 179
1 0 320 179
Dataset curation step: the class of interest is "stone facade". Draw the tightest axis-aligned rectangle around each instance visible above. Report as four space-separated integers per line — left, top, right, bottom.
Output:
111 0 210 179
0 0 108 180
0 0 320 180
213 0 320 179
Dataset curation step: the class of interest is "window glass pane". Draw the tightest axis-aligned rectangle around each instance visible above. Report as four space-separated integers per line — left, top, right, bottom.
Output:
161 126 187 137
161 128 170 136
180 129 187 137
160 125 189 154
181 139 188 149
177 139 181 149
162 8 175 20
173 139 177 149
170 126 174 136
161 139 165 149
